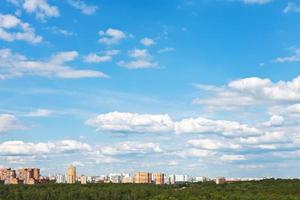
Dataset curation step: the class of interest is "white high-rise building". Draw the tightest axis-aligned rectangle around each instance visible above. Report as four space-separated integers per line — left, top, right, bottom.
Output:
109 173 122 183
56 174 66 184
81 175 87 184
168 174 189 184
194 176 207 182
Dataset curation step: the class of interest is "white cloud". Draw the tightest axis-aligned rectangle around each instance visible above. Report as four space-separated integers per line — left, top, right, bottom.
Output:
238 164 264 169
140 37 155 46
23 0 59 20
85 111 174 133
178 148 215 158
7 0 59 21
97 142 163 155
274 49 300 63
92 154 118 164
46 26 75 36
85 54 111 63
117 49 158 69
98 28 126 45
0 13 42 43
25 109 53 117
158 47 175 53
195 76 300 110
84 50 119 63
239 131 286 145
67 0 97 15
220 154 245 161
117 60 158 69
129 49 149 59
0 114 23 133
187 138 240 150
283 2 300 13
263 115 284 127
0 140 91 156
175 117 260 137
0 48 108 79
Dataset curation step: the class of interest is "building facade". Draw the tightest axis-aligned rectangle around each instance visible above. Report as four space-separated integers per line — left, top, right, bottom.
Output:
153 173 164 185
67 165 76 184
134 172 152 184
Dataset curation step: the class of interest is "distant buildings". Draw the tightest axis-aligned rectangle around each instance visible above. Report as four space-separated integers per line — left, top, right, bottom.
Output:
215 177 226 185
56 174 66 184
153 173 164 185
194 176 208 183
67 165 76 184
169 174 190 184
80 175 87 184
1 165 266 186
122 173 133 183
0 168 40 185
134 172 152 184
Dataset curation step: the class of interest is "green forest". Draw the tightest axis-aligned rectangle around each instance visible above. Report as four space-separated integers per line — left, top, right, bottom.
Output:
1 179 300 200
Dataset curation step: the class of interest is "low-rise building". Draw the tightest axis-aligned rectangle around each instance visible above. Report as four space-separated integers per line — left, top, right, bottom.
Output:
215 177 226 185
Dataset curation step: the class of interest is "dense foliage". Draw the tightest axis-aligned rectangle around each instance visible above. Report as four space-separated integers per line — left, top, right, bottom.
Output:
1 179 300 200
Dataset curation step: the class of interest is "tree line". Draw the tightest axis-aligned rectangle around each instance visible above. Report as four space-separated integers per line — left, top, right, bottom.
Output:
0 179 300 200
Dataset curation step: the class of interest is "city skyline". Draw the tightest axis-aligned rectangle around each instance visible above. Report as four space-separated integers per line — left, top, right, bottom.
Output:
1 0 300 178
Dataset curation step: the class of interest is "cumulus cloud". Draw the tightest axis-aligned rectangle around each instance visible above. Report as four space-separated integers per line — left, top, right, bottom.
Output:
140 37 155 46
85 111 174 133
84 50 119 63
175 117 259 137
263 115 284 127
7 0 59 21
67 0 98 15
0 48 108 79
0 140 91 156
178 148 215 158
187 138 240 150
0 13 42 43
239 131 286 145
0 114 23 133
98 28 126 45
195 76 300 110
97 142 163 156
117 49 158 69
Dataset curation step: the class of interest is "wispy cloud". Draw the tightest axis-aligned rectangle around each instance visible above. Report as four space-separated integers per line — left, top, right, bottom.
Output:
46 26 75 37
158 47 175 53
283 2 300 13
0 48 108 79
117 49 158 69
0 114 24 134
67 0 98 15
25 109 54 117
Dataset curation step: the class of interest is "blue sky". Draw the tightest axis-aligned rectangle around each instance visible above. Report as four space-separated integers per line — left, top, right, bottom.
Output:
1 0 300 178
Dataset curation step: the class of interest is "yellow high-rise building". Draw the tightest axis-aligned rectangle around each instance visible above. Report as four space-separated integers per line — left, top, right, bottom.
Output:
134 172 152 184
153 173 164 185
67 165 76 184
